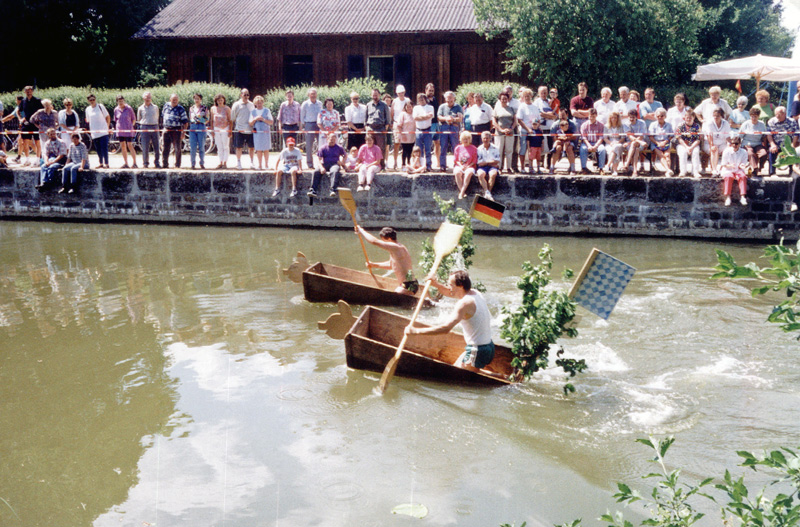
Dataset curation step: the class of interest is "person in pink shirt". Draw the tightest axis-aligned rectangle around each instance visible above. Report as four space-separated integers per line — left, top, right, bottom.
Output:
453 131 478 199
114 95 137 168
356 132 383 191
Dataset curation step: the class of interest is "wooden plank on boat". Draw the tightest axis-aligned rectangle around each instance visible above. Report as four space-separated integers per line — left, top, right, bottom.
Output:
302 262 429 309
344 306 516 386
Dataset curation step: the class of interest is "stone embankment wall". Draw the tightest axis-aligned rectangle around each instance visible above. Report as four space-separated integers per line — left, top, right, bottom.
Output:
0 167 797 240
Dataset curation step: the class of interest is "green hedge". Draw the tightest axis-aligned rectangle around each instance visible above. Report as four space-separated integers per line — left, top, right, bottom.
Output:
0 78 390 117
0 79 750 120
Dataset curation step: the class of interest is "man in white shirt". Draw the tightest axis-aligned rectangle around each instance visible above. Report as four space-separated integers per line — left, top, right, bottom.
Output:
466 93 494 147
533 86 556 152
593 87 616 126
695 86 732 125
231 89 255 169
615 86 638 126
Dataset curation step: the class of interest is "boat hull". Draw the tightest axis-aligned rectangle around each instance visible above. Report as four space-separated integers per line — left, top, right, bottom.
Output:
344 306 517 386
303 262 424 309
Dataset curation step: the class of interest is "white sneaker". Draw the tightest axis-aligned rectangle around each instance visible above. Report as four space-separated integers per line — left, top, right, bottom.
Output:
356 185 364 192
740 196 748 206
237 162 243 170
485 191 493 200
665 169 674 177
289 189 298 198
678 172 687 178
724 197 732 206
364 185 371 191
271 188 280 197
612 171 618 176
693 172 701 179
792 203 798 212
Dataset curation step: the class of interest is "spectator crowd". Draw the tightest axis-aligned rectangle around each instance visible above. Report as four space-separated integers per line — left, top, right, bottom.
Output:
1 81 799 207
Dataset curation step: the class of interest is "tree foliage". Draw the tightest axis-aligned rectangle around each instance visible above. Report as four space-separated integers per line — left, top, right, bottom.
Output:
507 438 800 527
0 0 171 92
419 193 480 286
712 239 800 337
499 245 586 393
473 0 795 93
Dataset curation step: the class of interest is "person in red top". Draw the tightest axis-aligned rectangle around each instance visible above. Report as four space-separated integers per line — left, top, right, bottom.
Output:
549 87 561 115
570 82 594 129
453 131 478 199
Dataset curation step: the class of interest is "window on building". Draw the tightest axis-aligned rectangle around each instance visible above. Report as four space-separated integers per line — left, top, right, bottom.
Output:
211 57 235 85
284 55 313 87
368 56 394 92
347 55 364 79
193 56 209 82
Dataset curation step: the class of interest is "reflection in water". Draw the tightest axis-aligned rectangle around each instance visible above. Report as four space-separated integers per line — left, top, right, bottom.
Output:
1 222 799 526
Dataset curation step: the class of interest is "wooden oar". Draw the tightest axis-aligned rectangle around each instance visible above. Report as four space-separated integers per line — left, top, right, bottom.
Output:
338 187 381 288
377 222 464 394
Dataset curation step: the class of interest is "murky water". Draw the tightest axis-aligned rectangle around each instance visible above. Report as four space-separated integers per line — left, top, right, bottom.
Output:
1 221 798 527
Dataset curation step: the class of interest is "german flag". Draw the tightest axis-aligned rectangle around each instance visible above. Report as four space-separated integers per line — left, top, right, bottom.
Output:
470 195 505 227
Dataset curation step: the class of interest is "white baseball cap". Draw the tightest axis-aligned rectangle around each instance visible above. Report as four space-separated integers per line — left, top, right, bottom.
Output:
395 84 406 94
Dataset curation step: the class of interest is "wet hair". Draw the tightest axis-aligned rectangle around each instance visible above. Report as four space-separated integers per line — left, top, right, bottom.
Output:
451 270 471 291
379 227 397 241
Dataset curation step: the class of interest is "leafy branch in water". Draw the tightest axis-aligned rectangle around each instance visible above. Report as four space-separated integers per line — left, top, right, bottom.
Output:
419 193 483 291
499 244 585 393
712 240 800 337
503 438 800 527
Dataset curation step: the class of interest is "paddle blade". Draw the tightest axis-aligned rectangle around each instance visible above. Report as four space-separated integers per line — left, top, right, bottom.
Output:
338 187 357 216
432 222 464 260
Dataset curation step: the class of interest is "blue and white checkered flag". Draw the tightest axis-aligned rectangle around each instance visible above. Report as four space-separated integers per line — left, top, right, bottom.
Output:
569 249 636 320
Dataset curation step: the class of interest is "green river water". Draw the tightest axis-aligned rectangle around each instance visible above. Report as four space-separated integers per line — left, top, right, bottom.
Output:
0 221 798 527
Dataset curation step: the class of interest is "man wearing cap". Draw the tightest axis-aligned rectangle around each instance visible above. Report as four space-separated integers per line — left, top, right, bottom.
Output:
273 136 304 198
391 85 413 169
300 88 322 169
366 89 390 155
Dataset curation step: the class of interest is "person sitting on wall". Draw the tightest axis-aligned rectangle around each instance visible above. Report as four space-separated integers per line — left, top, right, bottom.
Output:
739 107 768 176
621 109 648 176
61 133 88 194
453 130 478 199
475 131 500 200
648 108 675 177
273 137 303 198
720 136 749 207
703 108 732 176
36 128 67 191
356 132 383 192
355 225 418 295
309 132 346 198
549 109 577 175
766 106 799 177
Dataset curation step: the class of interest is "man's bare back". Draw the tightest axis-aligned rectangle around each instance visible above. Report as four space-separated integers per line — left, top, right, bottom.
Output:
357 226 417 294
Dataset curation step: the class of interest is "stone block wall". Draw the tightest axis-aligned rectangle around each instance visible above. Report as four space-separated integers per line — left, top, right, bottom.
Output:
0 167 797 240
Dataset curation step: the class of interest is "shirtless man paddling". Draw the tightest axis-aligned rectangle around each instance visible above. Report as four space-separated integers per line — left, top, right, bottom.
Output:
356 226 418 295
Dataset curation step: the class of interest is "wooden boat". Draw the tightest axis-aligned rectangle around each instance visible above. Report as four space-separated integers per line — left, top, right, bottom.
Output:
344 306 518 386
303 262 431 309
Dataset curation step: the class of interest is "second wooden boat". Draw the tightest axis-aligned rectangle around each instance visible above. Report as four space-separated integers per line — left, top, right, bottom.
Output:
344 306 518 386
303 261 429 309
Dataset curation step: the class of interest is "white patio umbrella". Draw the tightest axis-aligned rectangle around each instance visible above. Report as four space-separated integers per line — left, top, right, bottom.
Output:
692 54 800 90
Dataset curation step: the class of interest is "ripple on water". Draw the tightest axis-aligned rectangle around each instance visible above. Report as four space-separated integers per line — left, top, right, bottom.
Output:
692 355 771 388
316 476 365 511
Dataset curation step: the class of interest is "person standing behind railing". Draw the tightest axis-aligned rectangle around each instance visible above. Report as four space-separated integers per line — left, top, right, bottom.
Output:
189 93 208 170
300 88 322 170
210 94 231 169
114 95 138 168
85 94 111 169
277 90 301 148
437 91 462 173
137 91 160 169
58 98 80 146
161 93 188 169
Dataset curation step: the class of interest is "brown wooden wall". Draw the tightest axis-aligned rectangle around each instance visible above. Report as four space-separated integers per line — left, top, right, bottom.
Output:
165 32 519 96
